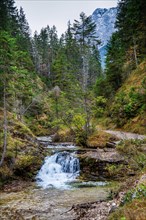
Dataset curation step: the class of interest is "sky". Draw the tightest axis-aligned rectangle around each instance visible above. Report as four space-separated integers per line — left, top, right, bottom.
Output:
15 0 118 37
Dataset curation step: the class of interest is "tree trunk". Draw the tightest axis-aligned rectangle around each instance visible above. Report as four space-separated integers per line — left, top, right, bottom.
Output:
84 94 90 139
55 96 59 120
133 36 138 67
0 79 7 166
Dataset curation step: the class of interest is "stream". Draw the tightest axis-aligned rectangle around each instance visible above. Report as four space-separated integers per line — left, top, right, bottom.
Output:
0 141 118 220
36 151 80 189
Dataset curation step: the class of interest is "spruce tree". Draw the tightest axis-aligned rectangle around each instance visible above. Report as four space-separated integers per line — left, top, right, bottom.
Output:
105 32 124 94
116 0 146 64
17 6 31 52
0 0 18 34
72 12 100 90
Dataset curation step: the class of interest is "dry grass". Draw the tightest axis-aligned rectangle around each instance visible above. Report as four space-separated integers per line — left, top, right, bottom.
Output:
120 60 146 93
87 130 118 148
109 199 146 220
123 114 146 135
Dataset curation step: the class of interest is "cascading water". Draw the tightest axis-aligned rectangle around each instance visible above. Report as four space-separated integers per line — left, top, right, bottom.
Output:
36 151 80 189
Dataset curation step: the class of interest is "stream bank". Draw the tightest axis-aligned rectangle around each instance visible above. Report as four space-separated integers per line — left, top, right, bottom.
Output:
0 181 115 220
0 131 146 220
0 138 120 220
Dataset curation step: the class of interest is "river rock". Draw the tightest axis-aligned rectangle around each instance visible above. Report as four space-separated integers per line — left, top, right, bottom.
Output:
80 148 124 163
36 136 52 142
79 148 125 179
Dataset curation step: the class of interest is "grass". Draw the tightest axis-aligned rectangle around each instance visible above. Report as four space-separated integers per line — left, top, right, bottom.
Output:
105 60 146 134
108 199 146 220
87 130 118 148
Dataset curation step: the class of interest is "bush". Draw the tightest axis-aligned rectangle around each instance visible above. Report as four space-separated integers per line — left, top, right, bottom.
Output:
111 83 146 127
121 184 146 205
93 96 107 117
116 139 146 172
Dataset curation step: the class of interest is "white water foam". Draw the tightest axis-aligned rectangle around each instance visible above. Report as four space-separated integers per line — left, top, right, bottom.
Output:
47 144 76 149
36 151 80 189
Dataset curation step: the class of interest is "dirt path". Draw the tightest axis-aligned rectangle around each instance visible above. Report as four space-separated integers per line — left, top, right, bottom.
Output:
105 130 146 140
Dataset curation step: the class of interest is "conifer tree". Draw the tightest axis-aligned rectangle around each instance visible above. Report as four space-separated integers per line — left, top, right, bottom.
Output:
116 0 146 65
0 31 16 165
72 12 100 90
72 12 97 47
0 0 18 34
71 12 101 139
17 6 31 52
105 32 124 94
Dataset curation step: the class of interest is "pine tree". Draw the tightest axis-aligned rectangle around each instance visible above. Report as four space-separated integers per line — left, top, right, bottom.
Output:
0 0 18 34
105 32 124 95
88 44 101 88
0 31 16 165
116 0 146 65
72 12 100 90
32 31 41 73
64 21 82 83
33 25 59 81
72 12 97 47
17 6 31 53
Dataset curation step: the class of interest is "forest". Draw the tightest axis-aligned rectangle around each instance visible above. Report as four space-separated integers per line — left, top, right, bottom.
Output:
0 0 146 219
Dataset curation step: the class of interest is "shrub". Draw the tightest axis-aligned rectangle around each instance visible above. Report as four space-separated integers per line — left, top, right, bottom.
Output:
93 96 107 117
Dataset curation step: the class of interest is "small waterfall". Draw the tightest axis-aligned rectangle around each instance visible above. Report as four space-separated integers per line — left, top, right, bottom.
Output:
36 151 80 189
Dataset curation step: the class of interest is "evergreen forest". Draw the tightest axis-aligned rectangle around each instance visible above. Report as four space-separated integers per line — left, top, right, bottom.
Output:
0 0 146 219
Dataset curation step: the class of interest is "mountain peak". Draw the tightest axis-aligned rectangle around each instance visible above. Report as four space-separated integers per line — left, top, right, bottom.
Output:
92 7 117 67
92 8 108 18
92 7 117 48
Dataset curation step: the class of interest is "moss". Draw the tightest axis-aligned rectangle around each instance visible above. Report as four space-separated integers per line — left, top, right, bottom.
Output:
106 164 127 177
9 120 34 140
14 123 34 137
28 119 50 136
0 109 43 184
0 165 13 180
7 136 25 150
14 155 41 177
51 128 75 142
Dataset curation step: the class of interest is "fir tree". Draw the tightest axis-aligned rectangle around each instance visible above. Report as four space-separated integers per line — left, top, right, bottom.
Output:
105 32 124 95
0 0 18 34
17 6 31 52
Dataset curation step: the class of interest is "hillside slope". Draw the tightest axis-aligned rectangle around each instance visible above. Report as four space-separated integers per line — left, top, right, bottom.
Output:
0 108 44 185
109 60 146 134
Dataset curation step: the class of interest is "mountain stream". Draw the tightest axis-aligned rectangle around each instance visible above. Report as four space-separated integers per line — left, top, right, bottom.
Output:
0 141 117 220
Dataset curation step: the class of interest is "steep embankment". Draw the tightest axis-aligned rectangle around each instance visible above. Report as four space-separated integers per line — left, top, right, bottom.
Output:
0 66 54 185
0 108 46 186
109 60 146 134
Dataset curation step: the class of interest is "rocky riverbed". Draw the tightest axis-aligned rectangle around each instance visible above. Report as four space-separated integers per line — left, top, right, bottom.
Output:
0 131 145 220
0 181 117 220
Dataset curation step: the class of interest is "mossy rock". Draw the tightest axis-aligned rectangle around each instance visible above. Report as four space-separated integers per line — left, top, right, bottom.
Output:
14 155 42 176
0 165 13 180
52 129 75 142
